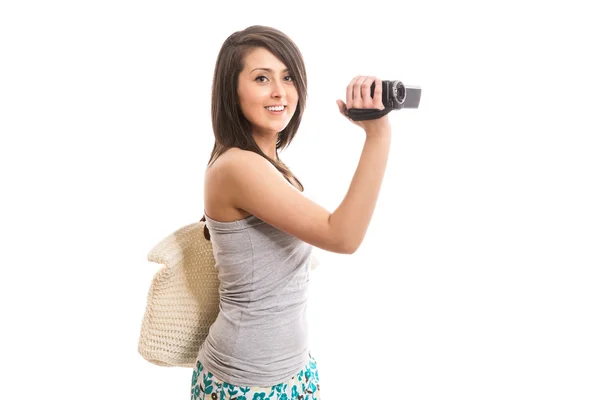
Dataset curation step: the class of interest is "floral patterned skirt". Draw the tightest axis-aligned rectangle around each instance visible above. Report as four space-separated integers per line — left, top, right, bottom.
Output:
190 353 321 400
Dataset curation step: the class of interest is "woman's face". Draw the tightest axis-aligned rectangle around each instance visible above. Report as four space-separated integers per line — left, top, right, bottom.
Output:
237 47 298 137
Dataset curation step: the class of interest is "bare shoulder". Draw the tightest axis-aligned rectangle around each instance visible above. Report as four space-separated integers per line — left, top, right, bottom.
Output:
204 148 252 222
207 147 259 183
218 148 351 254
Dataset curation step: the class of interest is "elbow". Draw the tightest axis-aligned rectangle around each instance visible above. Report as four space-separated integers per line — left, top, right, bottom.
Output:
339 238 359 255
344 246 357 255
329 219 360 254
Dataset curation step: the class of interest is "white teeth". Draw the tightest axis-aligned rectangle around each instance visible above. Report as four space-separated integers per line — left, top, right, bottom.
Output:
266 106 284 111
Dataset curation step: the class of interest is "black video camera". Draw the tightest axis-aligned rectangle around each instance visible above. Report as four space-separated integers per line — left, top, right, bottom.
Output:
344 80 421 121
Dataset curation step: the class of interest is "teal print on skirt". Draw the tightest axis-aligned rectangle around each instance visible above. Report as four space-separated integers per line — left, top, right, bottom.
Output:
191 354 320 400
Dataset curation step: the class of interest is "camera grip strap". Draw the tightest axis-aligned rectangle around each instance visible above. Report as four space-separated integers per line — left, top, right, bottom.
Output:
344 106 393 121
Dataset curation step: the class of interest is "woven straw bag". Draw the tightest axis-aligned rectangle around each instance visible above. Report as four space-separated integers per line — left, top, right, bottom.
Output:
138 219 218 368
138 218 319 368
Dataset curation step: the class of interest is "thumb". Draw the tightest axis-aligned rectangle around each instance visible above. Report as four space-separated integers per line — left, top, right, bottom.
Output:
336 100 346 115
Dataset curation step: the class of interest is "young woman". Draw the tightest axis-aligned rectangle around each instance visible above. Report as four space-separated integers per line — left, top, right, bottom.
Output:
192 25 392 400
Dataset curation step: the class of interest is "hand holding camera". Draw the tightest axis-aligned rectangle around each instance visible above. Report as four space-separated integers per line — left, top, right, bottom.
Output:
336 75 421 133
336 76 391 136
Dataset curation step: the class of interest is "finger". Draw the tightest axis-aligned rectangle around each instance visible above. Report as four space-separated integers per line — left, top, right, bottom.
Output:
361 76 376 107
346 76 359 108
353 76 367 108
373 78 384 109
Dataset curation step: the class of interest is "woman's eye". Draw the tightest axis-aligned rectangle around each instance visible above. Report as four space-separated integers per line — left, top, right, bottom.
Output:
255 76 293 83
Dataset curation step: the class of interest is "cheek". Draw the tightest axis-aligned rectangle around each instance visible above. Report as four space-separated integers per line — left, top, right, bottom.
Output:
290 89 299 108
238 86 256 106
248 95 267 114
239 92 261 119
289 96 299 114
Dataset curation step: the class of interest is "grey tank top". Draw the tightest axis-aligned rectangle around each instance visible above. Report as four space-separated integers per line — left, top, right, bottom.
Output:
196 212 313 387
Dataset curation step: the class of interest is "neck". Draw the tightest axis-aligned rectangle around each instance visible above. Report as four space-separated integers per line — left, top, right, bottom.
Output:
252 132 279 160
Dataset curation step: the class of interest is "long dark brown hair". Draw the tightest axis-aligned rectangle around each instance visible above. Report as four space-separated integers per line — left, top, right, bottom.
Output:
206 25 307 191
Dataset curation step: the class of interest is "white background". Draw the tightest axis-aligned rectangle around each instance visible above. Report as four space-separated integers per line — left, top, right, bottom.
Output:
1 1 599 399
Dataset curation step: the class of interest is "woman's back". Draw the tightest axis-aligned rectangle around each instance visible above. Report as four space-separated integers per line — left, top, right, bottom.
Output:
197 166 313 386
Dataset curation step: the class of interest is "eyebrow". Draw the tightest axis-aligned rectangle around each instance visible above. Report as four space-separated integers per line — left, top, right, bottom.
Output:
250 68 289 73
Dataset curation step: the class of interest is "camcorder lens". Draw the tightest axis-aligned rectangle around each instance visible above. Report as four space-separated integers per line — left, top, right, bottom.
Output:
394 82 405 103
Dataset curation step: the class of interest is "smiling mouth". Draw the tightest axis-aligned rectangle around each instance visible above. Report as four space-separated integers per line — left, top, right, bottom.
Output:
265 106 287 111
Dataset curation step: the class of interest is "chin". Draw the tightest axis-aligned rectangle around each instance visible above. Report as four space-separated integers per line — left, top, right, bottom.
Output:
260 123 289 134
250 119 291 136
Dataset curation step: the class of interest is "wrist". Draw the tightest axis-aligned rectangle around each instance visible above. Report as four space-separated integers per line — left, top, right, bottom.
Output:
364 126 392 140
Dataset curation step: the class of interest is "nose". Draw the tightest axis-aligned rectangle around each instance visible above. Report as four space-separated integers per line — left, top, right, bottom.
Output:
271 80 286 99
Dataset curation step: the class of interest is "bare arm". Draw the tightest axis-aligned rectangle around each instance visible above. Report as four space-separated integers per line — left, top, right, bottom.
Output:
329 130 391 253
331 76 393 253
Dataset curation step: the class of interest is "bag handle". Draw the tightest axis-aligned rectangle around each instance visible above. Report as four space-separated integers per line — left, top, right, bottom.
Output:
200 215 211 241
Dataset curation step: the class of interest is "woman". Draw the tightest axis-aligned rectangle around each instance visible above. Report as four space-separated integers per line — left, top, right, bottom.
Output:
192 25 392 400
